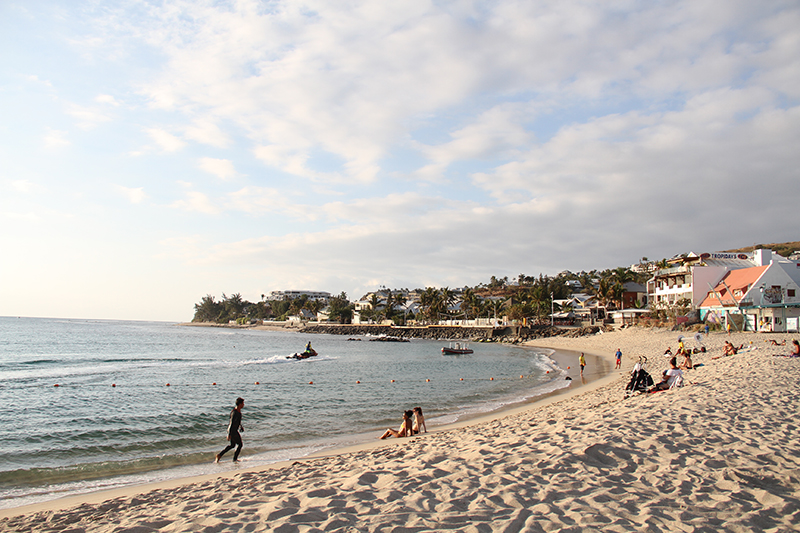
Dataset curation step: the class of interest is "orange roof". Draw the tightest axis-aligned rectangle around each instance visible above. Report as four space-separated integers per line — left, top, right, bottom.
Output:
699 266 769 308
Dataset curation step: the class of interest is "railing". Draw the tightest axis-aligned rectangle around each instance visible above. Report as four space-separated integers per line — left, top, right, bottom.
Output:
654 265 691 276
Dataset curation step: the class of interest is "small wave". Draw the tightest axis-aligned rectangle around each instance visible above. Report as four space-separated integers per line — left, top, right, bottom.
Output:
2 359 62 367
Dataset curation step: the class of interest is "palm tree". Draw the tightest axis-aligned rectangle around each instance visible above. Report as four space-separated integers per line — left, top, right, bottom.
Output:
419 287 440 323
440 287 455 319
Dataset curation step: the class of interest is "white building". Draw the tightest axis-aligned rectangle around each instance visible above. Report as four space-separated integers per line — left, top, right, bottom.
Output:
698 257 800 332
647 250 773 309
268 290 332 301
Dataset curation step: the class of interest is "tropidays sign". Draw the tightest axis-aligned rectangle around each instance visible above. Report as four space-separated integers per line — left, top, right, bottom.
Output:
699 252 750 260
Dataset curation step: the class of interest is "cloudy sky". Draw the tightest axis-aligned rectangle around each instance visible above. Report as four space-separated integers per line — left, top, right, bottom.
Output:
1 1 798 321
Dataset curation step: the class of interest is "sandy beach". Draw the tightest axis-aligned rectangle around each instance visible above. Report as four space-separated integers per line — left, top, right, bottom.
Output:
2 327 799 532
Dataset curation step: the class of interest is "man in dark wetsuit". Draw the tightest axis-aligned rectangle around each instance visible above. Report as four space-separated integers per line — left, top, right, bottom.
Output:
215 397 244 463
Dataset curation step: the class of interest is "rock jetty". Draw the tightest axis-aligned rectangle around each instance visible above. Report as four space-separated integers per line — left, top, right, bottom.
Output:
299 324 608 342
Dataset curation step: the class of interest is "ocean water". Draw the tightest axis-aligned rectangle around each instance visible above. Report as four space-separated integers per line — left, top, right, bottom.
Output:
0 317 574 510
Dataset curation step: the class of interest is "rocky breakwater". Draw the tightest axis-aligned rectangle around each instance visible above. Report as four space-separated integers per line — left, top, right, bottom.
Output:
299 324 494 340
482 325 608 344
299 324 610 341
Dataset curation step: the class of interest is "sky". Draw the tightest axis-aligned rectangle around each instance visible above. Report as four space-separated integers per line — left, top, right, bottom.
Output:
1 0 799 322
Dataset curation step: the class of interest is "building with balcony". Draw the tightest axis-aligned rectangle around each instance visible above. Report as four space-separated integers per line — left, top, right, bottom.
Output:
647 251 765 310
698 260 800 332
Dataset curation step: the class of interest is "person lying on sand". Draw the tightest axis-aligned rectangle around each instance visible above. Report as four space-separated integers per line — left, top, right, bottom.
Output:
664 347 672 356
380 410 413 439
767 339 786 346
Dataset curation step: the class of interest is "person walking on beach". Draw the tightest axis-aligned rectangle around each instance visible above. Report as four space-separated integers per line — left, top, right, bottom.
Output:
726 322 731 336
215 397 244 463
615 348 622 370
579 353 586 376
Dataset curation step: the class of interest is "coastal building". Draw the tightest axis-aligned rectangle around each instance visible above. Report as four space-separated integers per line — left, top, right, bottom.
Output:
621 282 647 309
268 290 331 302
698 259 800 332
647 251 768 310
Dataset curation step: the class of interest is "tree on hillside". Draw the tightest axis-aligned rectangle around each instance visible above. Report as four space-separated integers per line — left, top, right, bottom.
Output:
193 295 223 322
327 292 352 323
222 293 246 321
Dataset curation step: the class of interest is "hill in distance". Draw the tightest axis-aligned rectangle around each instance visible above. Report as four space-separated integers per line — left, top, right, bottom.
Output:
722 240 800 258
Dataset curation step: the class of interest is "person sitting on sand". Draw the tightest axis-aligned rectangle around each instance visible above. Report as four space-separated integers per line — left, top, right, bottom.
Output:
713 341 742 359
725 341 743 356
791 340 800 357
650 357 683 392
412 406 427 434
679 351 693 370
380 410 413 439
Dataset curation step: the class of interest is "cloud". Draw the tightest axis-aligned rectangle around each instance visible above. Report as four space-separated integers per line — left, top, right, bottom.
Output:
95 94 120 106
117 185 147 204
225 186 294 216
185 119 230 148
43 128 70 148
170 191 220 214
66 102 112 129
198 157 238 180
147 128 186 152
8 180 46 194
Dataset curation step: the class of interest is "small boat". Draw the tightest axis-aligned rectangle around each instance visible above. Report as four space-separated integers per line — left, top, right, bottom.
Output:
442 342 473 355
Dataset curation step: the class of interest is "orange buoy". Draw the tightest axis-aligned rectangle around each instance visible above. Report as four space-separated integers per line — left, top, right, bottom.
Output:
490 377 494 381
567 366 570 369
356 380 360 384
309 381 313 385
460 378 464 381
520 375 524 379
391 379 395 383
166 383 170 386
546 371 549 374
212 382 217 385
426 379 430 382
54 384 59 387
255 381 260 385
112 384 116 387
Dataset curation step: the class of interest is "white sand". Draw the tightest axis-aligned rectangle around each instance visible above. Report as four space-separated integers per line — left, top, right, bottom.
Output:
2 328 799 532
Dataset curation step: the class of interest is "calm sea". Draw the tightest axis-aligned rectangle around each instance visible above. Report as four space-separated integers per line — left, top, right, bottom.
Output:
0 317 576 510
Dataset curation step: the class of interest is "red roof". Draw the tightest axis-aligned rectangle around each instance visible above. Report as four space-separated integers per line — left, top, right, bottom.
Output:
699 266 769 308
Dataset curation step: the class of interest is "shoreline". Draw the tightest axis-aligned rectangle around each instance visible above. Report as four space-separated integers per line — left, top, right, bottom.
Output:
3 328 798 531
0 344 609 519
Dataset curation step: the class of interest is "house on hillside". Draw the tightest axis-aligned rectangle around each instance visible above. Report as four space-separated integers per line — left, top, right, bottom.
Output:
621 282 647 309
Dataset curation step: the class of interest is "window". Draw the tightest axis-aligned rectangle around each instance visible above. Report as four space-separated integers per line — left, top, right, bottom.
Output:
789 289 796 297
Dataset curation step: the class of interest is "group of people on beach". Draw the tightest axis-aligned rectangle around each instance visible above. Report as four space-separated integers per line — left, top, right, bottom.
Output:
210 399 429 463
379 406 427 439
